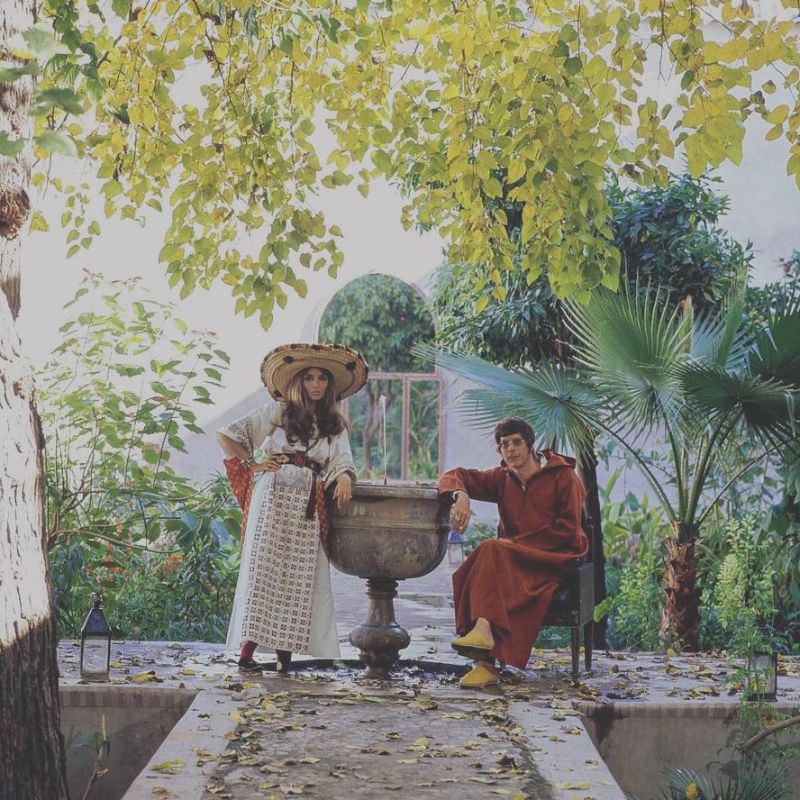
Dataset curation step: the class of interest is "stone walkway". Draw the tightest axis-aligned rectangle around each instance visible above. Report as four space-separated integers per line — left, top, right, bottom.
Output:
57 563 800 800
57 635 800 800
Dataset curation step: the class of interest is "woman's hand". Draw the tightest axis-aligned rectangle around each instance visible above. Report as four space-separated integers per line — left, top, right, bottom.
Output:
333 473 353 509
450 491 471 533
252 455 282 473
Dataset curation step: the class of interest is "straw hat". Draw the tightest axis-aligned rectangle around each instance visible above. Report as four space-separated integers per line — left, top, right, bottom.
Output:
261 343 369 401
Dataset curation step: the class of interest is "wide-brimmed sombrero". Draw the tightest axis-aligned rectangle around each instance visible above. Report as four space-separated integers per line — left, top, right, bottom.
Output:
261 343 369 401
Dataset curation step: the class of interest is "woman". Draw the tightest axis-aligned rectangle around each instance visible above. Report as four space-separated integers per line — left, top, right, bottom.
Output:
217 342 368 672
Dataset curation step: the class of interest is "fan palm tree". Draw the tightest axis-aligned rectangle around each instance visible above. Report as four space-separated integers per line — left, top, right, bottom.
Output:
636 760 786 800
423 285 800 649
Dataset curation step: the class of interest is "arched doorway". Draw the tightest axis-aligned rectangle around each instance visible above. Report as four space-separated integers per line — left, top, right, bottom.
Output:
318 274 442 481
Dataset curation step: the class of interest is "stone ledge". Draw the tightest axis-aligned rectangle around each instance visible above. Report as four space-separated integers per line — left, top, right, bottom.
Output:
60 684 197 709
121 688 241 800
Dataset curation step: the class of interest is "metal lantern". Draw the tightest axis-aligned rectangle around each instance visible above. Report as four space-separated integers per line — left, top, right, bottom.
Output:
80 593 112 682
447 530 466 565
745 651 778 702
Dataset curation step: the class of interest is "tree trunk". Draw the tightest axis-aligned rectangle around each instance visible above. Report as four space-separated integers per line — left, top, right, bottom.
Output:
1 1 71 797
576 448 607 648
659 524 701 652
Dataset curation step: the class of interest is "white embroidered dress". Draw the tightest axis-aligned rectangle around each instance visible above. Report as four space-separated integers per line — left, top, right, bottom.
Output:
219 399 354 658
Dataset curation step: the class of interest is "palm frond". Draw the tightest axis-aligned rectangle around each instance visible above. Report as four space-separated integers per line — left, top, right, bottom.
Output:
690 291 750 372
458 364 600 454
415 344 599 454
723 757 786 800
657 759 786 800
415 344 562 398
679 363 797 436
750 297 800 386
563 286 687 433
661 766 716 800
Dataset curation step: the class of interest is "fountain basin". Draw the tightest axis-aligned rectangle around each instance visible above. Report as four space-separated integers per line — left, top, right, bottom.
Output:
328 483 450 579
329 483 452 678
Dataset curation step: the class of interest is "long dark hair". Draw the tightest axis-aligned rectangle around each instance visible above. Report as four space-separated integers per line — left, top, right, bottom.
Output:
282 367 347 444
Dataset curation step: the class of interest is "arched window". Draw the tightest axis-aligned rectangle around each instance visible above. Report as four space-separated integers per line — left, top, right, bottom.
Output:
318 274 441 481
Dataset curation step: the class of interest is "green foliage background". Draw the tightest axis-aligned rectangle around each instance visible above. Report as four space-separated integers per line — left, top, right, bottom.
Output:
42 274 241 640
432 173 750 368
319 274 439 479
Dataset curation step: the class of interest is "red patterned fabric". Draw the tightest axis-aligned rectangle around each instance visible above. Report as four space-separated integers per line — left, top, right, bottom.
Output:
224 458 253 544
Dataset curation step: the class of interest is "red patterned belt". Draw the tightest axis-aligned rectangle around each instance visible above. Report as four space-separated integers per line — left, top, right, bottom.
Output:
275 452 326 525
273 452 324 475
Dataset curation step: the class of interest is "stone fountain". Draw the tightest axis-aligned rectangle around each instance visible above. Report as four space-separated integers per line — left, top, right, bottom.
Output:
328 483 452 678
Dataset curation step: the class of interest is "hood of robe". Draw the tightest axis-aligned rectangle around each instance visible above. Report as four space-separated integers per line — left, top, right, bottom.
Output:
499 449 576 470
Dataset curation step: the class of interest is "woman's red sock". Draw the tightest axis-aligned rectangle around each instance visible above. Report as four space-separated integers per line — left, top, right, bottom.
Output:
240 640 257 660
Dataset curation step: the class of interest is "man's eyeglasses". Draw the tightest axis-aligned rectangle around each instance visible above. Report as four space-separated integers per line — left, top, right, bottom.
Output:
498 437 527 451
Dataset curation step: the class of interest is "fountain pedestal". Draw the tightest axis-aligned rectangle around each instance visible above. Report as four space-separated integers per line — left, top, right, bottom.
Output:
329 484 451 679
348 578 411 679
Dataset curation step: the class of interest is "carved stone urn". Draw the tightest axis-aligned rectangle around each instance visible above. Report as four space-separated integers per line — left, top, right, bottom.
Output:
328 483 452 679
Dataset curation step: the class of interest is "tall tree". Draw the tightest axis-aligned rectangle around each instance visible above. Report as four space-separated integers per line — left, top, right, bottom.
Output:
0 1 70 797
27 0 800 313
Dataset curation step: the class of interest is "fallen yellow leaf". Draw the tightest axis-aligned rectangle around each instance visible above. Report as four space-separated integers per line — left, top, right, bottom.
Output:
151 759 185 775
555 781 592 790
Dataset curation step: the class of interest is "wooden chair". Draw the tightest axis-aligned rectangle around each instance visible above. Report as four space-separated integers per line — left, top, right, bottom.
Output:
543 560 594 681
541 502 598 681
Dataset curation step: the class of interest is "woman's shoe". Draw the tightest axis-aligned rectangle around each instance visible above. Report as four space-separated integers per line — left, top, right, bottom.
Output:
276 650 292 673
459 662 499 689
451 628 494 656
237 657 264 672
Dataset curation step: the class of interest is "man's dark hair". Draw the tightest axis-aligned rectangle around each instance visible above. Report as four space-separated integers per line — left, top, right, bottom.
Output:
493 417 535 448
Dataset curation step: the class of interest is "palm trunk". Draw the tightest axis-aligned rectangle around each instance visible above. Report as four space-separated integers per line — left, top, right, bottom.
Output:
659 523 701 651
576 448 607 648
0 2 70 796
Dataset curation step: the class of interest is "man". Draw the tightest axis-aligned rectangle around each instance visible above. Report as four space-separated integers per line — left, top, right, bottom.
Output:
440 417 588 688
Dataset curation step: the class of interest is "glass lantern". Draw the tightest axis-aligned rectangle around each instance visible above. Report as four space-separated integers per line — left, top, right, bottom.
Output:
80 593 112 682
447 530 466 565
745 651 778 702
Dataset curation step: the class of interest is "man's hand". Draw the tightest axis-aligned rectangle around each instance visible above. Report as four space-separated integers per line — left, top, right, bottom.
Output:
333 473 353 509
450 491 471 532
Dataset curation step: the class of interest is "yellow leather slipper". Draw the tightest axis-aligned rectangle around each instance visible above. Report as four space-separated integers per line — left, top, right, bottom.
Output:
459 662 499 689
451 629 494 652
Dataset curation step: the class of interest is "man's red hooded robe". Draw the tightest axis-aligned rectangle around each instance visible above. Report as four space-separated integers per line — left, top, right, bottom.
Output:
439 451 588 669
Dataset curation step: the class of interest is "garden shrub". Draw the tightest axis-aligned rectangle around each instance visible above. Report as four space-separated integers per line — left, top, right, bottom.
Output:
42 273 240 641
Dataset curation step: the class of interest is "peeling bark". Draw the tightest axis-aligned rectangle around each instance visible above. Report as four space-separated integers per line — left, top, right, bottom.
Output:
0 291 69 799
0 0 33 317
0 1 70 797
659 527 701 652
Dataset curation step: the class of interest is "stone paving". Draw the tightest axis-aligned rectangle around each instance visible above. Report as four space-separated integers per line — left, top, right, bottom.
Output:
57 563 800 800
